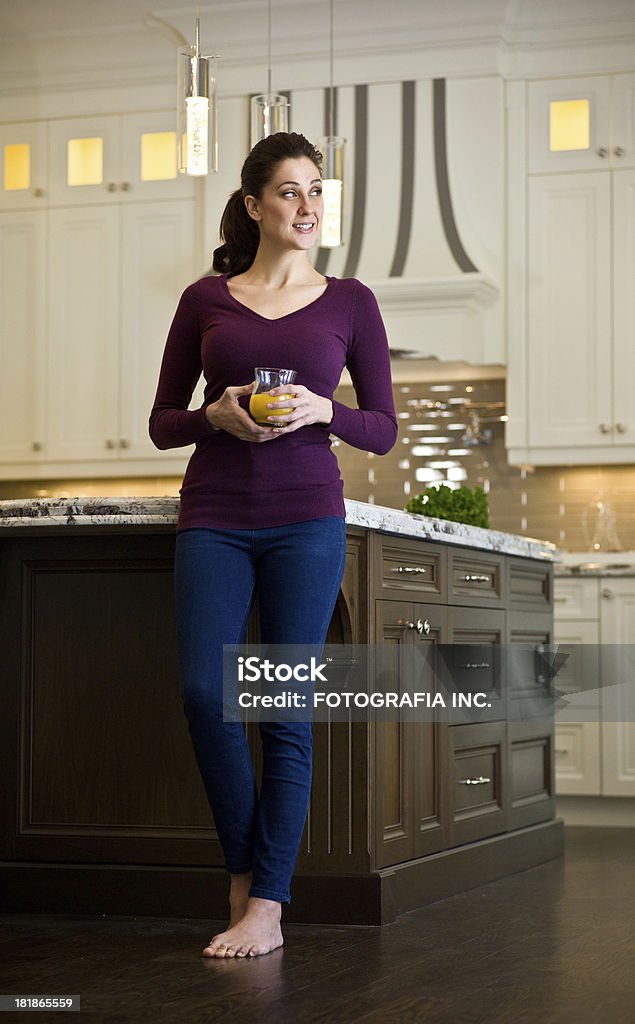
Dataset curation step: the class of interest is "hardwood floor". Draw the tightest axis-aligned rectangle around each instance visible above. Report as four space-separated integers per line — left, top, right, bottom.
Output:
1 827 633 1024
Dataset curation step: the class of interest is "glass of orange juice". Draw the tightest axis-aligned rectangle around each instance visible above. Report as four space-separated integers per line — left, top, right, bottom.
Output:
249 367 297 426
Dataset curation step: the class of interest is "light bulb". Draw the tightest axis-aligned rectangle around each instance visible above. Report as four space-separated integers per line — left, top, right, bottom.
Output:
185 96 209 176
320 178 343 247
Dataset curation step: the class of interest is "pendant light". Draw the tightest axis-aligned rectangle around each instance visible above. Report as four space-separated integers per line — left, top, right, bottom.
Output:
251 0 289 148
319 0 345 247
177 15 218 176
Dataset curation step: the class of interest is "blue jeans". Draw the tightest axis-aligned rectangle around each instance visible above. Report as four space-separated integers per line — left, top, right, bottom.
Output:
173 516 347 904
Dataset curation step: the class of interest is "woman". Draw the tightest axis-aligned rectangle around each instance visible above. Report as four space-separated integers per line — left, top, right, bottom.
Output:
149 131 397 959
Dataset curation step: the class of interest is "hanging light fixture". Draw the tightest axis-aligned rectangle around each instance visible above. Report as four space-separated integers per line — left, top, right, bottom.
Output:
177 15 217 176
318 0 345 247
251 0 289 148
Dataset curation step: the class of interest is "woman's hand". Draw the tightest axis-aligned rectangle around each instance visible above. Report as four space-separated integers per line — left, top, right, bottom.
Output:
205 382 282 443
264 385 334 432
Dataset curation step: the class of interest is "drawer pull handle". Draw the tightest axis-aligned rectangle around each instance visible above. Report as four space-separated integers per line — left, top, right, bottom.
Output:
460 573 490 583
553 597 567 603
391 566 427 575
460 662 490 670
417 618 431 635
390 620 415 630
458 776 491 786
554 749 568 756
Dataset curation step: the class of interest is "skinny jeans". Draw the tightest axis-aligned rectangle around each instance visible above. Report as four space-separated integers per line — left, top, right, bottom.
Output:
173 516 347 904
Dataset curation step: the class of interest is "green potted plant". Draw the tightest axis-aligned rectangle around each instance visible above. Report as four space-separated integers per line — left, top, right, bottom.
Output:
406 483 490 528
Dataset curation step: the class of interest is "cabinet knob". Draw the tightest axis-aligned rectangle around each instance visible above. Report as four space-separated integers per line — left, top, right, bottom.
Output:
596 147 609 158
32 441 42 452
32 188 44 198
106 183 117 192
120 182 131 191
119 439 129 449
599 423 611 433
615 423 627 433
416 618 431 635
613 146 624 157
601 587 614 600
105 439 116 449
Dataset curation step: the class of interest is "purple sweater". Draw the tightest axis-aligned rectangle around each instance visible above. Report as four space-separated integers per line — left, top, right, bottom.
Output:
149 273 397 531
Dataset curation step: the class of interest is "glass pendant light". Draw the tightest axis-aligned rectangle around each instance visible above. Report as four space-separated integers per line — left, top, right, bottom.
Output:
318 0 345 247
177 16 217 176
251 0 289 148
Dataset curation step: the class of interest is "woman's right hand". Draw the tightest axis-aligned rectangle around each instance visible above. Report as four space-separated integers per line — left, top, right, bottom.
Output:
204 382 281 443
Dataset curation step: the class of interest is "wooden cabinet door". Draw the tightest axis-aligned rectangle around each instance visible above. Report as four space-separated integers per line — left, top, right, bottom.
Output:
611 73 635 171
600 580 635 796
0 122 48 212
612 168 635 445
47 205 119 462
119 198 199 461
48 116 121 207
527 172 612 452
373 600 448 867
0 211 47 466
528 75 611 174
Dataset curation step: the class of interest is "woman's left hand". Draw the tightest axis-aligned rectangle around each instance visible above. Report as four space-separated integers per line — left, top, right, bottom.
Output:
264 385 333 432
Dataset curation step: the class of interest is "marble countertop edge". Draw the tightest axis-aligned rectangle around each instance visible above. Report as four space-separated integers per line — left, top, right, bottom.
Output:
0 496 558 561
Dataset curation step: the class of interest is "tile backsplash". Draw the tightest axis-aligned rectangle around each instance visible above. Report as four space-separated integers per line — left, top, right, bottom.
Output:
1 374 633 553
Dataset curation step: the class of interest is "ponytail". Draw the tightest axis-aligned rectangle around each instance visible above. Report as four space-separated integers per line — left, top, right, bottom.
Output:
212 132 324 277
212 189 260 275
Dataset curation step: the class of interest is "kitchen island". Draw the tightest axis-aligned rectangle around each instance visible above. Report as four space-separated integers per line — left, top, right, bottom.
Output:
0 497 561 924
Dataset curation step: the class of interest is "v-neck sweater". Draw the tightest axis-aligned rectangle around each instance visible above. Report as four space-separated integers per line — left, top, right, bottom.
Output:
149 272 398 531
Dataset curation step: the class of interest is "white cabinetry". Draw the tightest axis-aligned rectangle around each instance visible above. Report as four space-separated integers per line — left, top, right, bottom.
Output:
507 71 635 466
0 122 48 211
600 580 635 796
0 112 201 478
554 573 635 798
48 113 194 205
528 74 635 173
0 212 47 464
47 199 196 467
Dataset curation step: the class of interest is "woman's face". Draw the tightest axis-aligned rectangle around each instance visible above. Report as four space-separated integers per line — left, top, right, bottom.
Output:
245 156 323 252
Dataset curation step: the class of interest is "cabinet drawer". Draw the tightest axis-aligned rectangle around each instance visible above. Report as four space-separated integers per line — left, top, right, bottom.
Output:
375 535 445 601
448 550 504 606
553 577 600 620
508 557 552 610
554 722 601 795
448 721 507 845
448 608 506 721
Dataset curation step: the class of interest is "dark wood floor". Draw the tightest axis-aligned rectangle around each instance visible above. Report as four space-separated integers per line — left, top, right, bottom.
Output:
1 827 634 1024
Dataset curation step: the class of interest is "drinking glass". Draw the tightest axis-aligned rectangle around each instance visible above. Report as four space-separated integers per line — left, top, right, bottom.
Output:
249 367 297 426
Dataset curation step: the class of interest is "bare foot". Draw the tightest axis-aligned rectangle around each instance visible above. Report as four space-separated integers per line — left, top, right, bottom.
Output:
228 871 252 928
202 896 283 958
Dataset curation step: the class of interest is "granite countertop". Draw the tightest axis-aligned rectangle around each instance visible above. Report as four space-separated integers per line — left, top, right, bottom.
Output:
0 496 558 561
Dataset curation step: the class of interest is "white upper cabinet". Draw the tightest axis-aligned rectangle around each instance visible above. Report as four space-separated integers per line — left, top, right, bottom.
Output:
0 122 48 211
528 73 635 173
48 112 194 206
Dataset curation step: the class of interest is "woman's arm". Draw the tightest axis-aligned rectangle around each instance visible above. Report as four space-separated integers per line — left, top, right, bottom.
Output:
328 281 398 455
148 282 221 450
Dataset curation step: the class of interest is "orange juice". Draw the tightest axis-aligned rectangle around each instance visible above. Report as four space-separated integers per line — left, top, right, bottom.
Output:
249 391 294 426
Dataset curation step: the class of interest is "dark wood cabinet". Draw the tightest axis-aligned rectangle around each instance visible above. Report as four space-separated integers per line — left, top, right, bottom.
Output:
0 525 562 925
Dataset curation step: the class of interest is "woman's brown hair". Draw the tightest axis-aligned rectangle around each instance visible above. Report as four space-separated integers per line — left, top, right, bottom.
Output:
212 132 323 276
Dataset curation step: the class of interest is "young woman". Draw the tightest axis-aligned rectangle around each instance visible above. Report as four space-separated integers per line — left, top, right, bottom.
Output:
149 132 397 958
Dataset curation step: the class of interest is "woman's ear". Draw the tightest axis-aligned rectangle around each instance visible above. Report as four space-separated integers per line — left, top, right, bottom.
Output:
244 195 261 222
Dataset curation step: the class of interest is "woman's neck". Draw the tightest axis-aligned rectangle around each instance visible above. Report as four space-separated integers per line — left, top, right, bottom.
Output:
239 247 324 288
